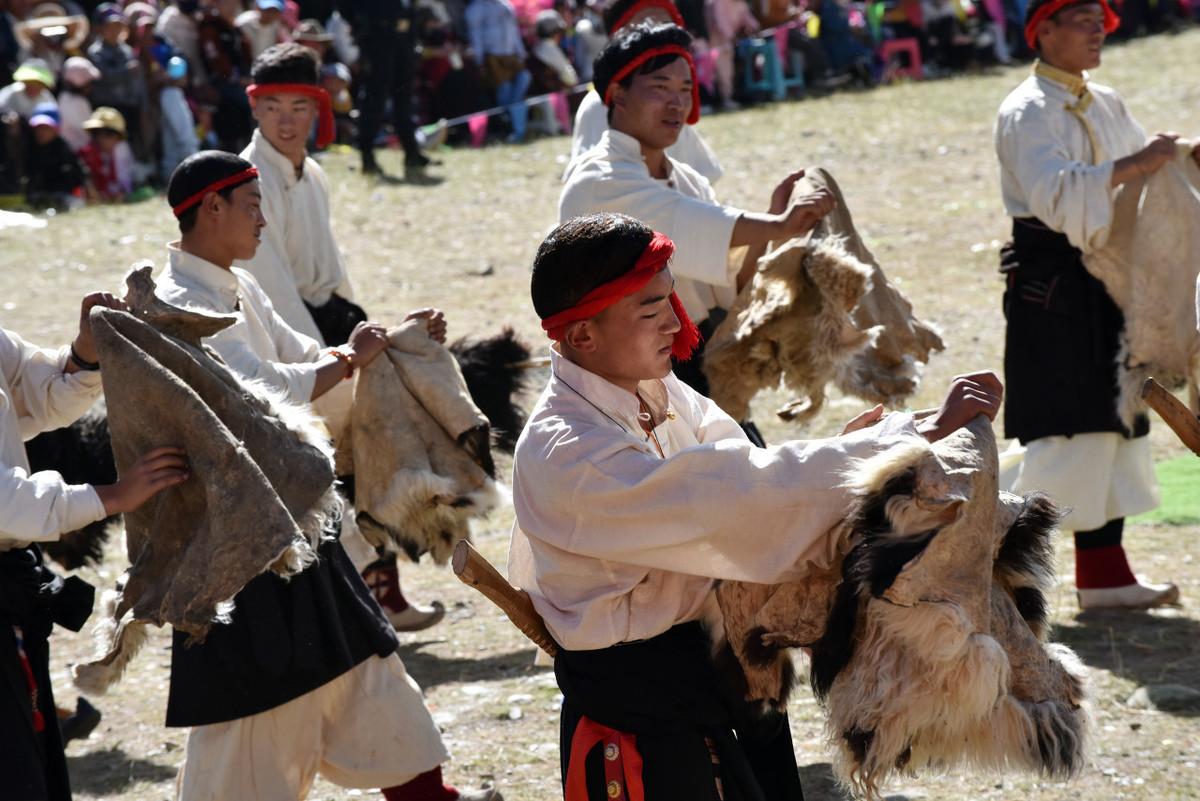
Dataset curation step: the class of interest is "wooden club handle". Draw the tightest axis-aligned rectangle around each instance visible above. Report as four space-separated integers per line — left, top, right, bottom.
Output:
1141 378 1200 456
452 540 559 657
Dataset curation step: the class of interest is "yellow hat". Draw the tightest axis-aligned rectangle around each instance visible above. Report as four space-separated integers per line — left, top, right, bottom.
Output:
82 106 128 137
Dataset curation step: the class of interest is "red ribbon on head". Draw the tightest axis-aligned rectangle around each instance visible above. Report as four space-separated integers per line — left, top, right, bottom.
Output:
604 44 700 125
540 231 701 361
1024 0 1119 49
611 0 686 33
245 82 336 149
171 167 260 218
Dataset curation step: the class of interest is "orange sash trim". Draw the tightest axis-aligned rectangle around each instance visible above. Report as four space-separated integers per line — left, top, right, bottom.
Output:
566 716 646 801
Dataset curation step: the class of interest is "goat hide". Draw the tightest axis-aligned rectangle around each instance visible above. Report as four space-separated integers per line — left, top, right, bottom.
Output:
343 319 503 565
74 267 338 694
714 416 1087 799
1082 139 1200 426
703 167 944 423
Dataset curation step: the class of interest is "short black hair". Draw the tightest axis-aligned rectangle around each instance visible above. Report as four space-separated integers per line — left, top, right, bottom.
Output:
167 150 257 233
531 214 654 320
593 22 692 109
251 42 320 86
602 0 676 33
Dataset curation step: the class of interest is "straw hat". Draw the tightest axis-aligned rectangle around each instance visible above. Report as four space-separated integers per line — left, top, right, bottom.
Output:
82 106 128 137
13 3 90 52
294 19 333 42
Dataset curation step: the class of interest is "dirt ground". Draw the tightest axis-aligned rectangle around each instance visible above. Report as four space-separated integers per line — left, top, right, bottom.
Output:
2 27 1198 801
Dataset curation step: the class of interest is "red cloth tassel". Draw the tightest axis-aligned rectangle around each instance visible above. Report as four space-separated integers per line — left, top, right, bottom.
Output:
669 291 700 361
565 716 645 801
13 627 44 733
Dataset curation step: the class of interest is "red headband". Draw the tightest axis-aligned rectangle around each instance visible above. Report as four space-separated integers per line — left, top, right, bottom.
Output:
245 83 336 149
611 0 686 33
540 231 701 361
1024 0 1119 49
604 44 700 126
171 167 260 217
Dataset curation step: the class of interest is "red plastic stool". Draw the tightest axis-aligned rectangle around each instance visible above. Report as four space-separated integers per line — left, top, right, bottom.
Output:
878 37 922 81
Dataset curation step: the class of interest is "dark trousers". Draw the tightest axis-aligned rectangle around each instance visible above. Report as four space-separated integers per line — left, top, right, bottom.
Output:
356 18 420 162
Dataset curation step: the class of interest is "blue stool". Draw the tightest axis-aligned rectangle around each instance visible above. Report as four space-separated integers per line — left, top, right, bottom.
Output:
737 36 805 101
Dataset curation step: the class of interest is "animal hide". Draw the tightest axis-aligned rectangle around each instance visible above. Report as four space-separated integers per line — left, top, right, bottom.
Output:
74 267 339 694
713 416 1087 799
703 168 944 423
449 327 534 453
1082 140 1200 426
341 319 504 565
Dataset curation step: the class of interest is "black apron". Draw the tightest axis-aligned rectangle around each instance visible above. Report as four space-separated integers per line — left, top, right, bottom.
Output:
556 622 804 801
1001 217 1147 444
165 536 397 727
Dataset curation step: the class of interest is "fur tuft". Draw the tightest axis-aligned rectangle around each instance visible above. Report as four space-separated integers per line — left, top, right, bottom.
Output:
450 328 534 452
71 586 152 695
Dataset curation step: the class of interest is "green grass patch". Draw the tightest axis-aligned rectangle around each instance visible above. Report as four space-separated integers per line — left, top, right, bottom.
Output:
1133 455 1200 525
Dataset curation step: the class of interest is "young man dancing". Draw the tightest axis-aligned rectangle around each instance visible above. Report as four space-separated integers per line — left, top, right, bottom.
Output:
154 150 499 801
995 0 1200 609
508 212 1004 800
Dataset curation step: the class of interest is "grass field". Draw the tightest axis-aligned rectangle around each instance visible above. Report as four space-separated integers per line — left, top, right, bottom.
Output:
3 28 1199 801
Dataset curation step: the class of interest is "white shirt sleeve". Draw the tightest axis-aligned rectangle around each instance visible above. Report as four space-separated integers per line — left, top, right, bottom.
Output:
0 330 104 441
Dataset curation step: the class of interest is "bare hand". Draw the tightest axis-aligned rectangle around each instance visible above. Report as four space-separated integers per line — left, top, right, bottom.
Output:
778 188 836 239
769 168 806 215
73 291 126 365
1136 132 1180 177
347 321 389 368
917 371 1003 442
95 446 189 515
404 307 448 344
841 403 885 435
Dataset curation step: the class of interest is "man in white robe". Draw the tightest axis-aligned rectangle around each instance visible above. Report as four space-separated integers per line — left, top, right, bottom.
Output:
509 212 1003 800
994 0 1200 609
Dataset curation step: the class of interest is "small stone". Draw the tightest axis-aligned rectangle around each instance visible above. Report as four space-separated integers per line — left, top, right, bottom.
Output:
1127 684 1200 712
506 705 523 721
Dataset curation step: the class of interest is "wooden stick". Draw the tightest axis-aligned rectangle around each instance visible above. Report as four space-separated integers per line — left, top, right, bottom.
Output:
1141 378 1200 456
452 540 559 657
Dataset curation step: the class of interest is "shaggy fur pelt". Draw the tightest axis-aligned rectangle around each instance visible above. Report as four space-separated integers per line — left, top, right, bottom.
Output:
341 319 504 565
703 168 944 423
449 327 533 453
24 401 118 570
74 268 339 694
713 417 1087 799
1082 140 1200 426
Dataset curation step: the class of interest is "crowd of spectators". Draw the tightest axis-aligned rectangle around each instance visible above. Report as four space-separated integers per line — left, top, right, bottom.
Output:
1 0 1196 209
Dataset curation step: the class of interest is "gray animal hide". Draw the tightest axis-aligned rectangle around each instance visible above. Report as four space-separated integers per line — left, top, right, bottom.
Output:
342 319 503 565
1083 140 1200 426
703 168 944 424
713 417 1087 799
73 267 338 694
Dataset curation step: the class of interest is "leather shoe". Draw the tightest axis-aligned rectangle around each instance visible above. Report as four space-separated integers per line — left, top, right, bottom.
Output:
453 786 502 801
387 600 446 632
1078 580 1181 610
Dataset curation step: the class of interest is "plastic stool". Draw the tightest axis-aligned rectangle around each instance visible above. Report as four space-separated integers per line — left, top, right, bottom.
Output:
737 36 805 101
878 37 922 81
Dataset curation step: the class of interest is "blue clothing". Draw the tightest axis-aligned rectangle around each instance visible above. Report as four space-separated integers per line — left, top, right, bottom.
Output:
465 0 525 61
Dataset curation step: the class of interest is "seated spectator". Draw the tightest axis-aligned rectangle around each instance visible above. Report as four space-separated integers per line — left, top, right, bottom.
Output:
706 0 758 109
810 0 874 82
78 105 131 202
87 5 147 159
198 0 253 151
293 18 333 63
417 15 486 141
320 61 355 145
159 55 198 178
57 55 98 152
11 3 90 76
0 58 56 193
236 0 287 61
156 0 205 84
571 0 606 82
529 10 578 93
24 111 84 208
466 0 530 143
922 0 972 72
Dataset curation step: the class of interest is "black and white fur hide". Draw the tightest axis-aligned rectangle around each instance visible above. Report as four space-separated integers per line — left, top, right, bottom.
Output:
450 328 533 453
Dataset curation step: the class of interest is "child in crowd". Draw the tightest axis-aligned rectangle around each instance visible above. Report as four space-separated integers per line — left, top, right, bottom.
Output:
58 57 101 153
24 112 85 208
236 0 288 60
79 106 133 202
160 56 200 178
320 62 355 145
87 4 147 159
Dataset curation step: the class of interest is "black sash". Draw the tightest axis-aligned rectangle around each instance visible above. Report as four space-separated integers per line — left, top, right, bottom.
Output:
1000 218 1146 443
304 293 368 347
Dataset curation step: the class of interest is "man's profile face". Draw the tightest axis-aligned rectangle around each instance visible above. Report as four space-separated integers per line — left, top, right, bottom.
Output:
1038 3 1106 72
219 180 266 261
575 267 681 386
251 91 318 161
611 56 692 151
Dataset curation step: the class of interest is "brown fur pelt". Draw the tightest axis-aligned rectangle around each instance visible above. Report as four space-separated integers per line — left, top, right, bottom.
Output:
712 417 1087 799
1082 140 1200 427
703 168 944 424
340 319 504 565
74 267 339 694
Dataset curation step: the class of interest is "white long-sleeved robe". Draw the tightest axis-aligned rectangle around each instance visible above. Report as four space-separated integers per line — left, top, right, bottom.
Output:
559 129 742 324
508 348 920 651
235 130 355 346
0 329 106 550
565 90 725 186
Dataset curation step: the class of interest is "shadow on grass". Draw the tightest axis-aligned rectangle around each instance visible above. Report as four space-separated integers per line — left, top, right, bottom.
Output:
799 761 928 800
1052 608 1200 717
398 642 549 690
67 746 175 794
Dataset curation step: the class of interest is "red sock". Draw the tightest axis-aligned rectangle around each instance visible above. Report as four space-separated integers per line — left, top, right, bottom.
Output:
1075 544 1137 589
382 766 459 801
362 562 410 613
